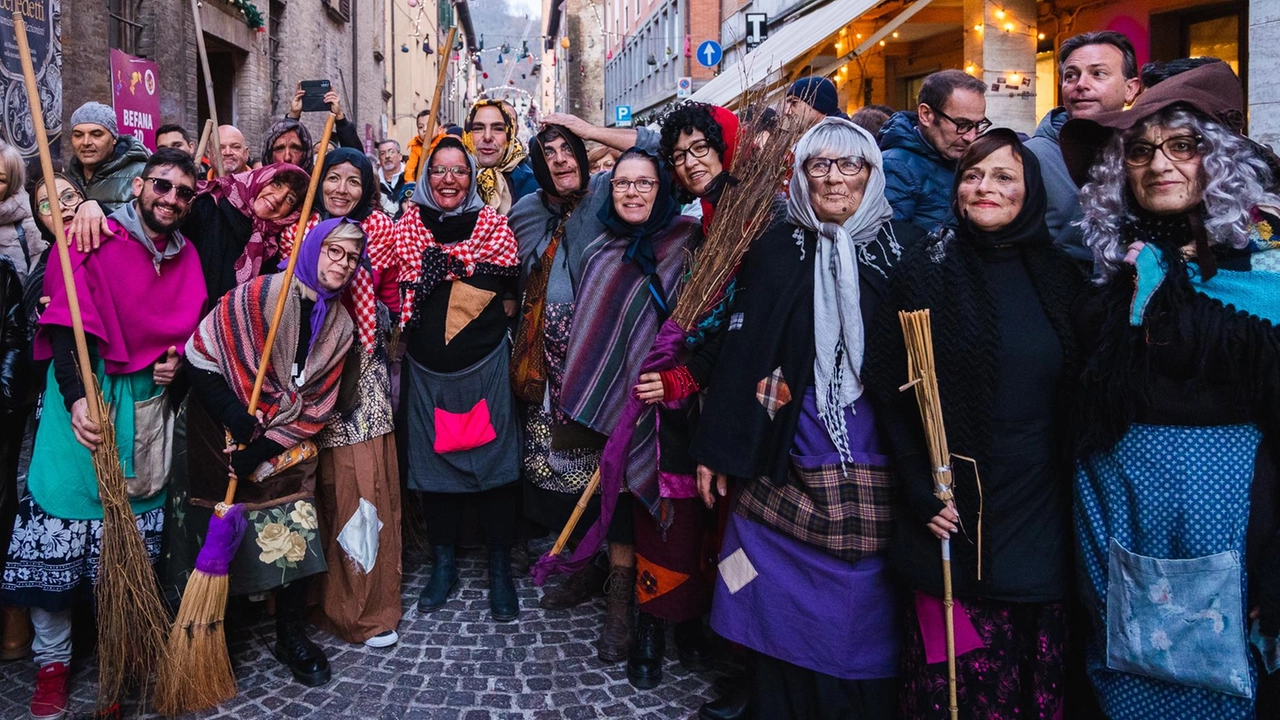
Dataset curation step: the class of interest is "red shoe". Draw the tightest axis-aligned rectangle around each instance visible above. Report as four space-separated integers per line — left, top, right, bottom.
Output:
29 661 68 720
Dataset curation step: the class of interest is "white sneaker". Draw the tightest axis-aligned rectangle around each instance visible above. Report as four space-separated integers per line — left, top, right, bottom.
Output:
363 630 398 648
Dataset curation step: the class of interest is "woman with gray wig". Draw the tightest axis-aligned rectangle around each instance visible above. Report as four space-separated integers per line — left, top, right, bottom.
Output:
691 117 923 718
1065 59 1280 716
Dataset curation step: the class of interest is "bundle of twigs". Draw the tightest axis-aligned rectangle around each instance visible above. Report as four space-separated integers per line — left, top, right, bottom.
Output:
13 12 170 713
668 93 807 331
897 309 959 720
90 384 169 708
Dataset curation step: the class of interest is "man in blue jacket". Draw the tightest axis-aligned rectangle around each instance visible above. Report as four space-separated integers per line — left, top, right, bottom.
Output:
878 70 989 232
1026 31 1139 262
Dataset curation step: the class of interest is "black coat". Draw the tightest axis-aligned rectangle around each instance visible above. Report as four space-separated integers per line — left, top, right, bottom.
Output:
690 218 923 483
0 255 26 414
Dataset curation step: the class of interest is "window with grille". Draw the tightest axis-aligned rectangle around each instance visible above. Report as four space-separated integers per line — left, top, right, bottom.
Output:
108 0 144 54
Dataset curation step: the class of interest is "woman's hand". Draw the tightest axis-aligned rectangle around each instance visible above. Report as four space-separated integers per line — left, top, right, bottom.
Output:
70 398 102 451
927 501 959 540
287 84 305 119
153 347 180 386
324 90 344 120
68 200 109 252
696 464 727 509
634 372 664 403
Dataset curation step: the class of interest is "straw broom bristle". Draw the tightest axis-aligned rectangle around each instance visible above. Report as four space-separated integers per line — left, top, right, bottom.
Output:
154 568 236 716
897 310 954 500
88 385 169 712
670 90 809 331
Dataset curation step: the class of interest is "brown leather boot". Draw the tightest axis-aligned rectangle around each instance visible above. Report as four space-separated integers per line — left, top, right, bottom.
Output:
1 605 33 661
539 559 608 610
595 565 635 663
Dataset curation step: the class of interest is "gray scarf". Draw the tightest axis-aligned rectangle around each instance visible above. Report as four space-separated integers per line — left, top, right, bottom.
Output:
786 118 896 463
108 201 187 271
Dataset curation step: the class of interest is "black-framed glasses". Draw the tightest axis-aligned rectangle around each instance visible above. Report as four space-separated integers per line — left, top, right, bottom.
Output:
428 165 471 177
928 106 992 136
324 243 361 268
1124 134 1203 167
37 189 84 216
804 156 867 179
144 177 197 203
669 139 713 166
610 177 658 193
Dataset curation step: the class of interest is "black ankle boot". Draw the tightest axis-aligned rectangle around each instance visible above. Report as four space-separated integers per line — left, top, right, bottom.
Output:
674 618 714 672
488 546 519 622
698 674 749 720
418 545 458 612
273 581 331 687
627 612 665 689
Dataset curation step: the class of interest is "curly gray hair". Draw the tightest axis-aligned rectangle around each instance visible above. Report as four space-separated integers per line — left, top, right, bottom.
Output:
1078 106 1280 280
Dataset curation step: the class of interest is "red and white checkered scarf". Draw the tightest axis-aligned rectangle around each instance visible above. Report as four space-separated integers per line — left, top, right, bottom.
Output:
392 205 518 328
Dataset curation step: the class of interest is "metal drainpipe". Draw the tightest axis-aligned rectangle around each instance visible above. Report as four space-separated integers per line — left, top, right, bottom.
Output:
352 2 359 134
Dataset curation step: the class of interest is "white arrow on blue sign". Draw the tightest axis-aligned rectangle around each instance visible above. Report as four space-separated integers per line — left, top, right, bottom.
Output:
696 40 722 68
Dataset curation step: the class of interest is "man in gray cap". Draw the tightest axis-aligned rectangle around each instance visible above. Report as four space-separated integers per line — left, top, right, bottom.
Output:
65 101 150 246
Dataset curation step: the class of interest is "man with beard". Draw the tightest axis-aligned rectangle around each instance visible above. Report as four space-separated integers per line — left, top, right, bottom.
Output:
464 99 539 213
2 147 206 720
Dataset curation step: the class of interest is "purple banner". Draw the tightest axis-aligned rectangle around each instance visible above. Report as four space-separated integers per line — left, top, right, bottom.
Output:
110 48 160 151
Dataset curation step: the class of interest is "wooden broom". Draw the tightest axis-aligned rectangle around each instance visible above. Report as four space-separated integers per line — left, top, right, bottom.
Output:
154 113 337 716
898 310 959 720
13 13 171 713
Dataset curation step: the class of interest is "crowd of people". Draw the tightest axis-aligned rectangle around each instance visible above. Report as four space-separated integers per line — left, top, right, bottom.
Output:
0 28 1276 720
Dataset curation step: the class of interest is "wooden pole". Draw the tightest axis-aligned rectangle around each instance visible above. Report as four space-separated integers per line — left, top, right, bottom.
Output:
194 117 215 165
550 470 599 556
191 0 226 177
13 13 98 423
423 27 458 142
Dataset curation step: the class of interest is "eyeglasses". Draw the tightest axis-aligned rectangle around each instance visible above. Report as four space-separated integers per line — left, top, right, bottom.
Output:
428 165 471 177
324 243 362 268
1123 134 1203 167
804 156 867 178
37 189 84 216
928 106 992 136
669 139 713 167
610 178 658 193
144 177 197 203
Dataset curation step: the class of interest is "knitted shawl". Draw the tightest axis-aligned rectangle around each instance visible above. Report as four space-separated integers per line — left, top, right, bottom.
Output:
186 272 354 449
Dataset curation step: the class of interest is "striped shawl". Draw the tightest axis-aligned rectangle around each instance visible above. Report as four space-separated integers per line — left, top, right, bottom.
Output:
186 273 354 449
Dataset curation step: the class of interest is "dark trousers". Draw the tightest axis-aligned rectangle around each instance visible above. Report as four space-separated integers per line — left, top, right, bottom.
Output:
419 484 519 548
750 650 897 720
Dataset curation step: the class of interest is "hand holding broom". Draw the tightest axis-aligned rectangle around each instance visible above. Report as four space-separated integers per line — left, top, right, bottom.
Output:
155 113 338 716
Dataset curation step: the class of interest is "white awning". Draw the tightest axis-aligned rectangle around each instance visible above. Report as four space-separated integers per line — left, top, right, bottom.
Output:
688 0 896 108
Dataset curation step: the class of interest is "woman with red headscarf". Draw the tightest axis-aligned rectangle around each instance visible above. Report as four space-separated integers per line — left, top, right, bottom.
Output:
658 102 740 230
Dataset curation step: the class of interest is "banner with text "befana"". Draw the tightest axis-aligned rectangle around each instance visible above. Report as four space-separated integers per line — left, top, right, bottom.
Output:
110 48 161 151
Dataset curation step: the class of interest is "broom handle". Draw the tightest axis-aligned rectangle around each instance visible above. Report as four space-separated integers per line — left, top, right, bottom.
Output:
550 469 600 556
13 14 98 424
942 539 958 720
246 112 337 417
423 27 457 142
194 118 215 167
191 0 225 177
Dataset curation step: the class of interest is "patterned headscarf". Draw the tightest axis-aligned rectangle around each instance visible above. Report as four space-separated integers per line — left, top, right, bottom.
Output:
462 99 528 213
197 163 310 285
261 118 315 173
291 216 367 353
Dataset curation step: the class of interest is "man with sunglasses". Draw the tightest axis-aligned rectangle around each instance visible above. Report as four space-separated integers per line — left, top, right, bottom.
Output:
879 69 990 232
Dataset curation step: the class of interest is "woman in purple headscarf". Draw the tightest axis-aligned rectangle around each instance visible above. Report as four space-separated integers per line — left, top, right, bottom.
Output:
183 217 365 687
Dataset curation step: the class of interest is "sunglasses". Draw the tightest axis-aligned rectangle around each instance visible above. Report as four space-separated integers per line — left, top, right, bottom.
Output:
144 176 197 203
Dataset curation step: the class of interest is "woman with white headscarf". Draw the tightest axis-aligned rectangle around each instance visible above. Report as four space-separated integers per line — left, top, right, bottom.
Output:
689 117 924 718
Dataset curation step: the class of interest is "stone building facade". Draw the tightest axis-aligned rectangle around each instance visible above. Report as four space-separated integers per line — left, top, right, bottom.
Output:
59 0 386 163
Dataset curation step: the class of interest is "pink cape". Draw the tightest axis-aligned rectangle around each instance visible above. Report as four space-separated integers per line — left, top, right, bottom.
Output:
34 219 208 374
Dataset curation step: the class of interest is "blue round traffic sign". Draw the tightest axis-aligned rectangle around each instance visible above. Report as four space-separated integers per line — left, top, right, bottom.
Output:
696 40 722 68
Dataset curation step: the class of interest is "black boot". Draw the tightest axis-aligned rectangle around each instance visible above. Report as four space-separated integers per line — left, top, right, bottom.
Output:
627 611 665 689
418 545 458 612
488 546 520 622
674 618 714 672
273 580 331 687
698 673 749 720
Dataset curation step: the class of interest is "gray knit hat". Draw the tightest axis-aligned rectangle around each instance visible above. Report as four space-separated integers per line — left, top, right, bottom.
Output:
70 102 118 138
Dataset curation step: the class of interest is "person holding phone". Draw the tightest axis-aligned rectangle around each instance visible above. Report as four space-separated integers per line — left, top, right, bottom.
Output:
278 81 364 172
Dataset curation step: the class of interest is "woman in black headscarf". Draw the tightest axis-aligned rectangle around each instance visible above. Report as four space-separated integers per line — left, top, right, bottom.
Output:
279 147 404 649
865 129 1083 719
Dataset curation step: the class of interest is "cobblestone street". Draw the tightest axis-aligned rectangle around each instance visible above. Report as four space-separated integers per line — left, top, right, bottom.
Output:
0 543 720 719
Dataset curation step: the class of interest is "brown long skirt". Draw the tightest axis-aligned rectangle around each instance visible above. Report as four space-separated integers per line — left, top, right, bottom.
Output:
309 432 403 643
